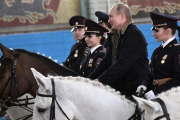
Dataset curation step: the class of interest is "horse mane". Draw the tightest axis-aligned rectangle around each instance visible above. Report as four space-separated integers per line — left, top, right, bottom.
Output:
157 87 180 98
49 75 135 106
15 49 78 76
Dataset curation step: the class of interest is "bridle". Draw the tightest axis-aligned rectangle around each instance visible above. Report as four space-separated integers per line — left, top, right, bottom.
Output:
128 105 145 120
128 88 145 120
36 78 70 120
0 50 20 108
151 98 170 120
0 50 34 120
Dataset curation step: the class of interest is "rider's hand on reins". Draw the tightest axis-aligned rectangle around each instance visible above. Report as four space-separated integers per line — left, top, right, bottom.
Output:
136 85 147 97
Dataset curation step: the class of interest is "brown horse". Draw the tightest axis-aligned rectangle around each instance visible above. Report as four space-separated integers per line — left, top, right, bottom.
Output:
0 43 78 109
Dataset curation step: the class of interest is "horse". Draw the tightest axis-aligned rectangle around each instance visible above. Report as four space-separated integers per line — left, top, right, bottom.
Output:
31 68 136 120
0 43 78 119
133 87 180 120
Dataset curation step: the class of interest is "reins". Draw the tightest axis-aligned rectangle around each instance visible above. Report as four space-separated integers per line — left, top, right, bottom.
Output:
128 88 145 120
151 98 170 120
36 78 70 120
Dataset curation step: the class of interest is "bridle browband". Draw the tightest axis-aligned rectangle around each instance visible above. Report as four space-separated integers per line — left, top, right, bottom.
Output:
0 50 34 120
36 78 70 120
151 98 170 120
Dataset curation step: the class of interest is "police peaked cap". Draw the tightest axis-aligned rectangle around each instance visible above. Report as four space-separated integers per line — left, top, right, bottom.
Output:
95 11 109 24
69 15 86 32
150 12 180 30
83 19 109 35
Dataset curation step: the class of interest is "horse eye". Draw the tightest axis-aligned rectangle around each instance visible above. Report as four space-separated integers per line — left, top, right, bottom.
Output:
37 108 46 113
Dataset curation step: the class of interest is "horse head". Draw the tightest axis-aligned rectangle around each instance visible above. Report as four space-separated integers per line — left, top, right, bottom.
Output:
32 68 75 120
133 96 162 120
133 87 180 120
0 43 78 109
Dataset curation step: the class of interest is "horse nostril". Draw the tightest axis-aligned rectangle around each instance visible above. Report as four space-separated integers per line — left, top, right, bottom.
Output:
37 108 46 113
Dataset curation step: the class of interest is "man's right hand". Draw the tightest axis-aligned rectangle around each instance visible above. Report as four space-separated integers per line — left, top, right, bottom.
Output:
136 85 147 96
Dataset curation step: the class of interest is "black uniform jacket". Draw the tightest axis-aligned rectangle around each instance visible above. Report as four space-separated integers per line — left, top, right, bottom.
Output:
88 23 149 97
142 39 180 95
78 46 105 77
63 37 88 72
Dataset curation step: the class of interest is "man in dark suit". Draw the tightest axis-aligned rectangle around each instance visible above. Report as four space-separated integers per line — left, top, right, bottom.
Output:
62 16 89 73
88 3 149 97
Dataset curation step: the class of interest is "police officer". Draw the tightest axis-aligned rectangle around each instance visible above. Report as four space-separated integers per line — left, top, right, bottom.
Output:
62 15 89 73
95 11 111 51
88 4 149 98
78 19 108 77
95 11 111 37
136 12 180 99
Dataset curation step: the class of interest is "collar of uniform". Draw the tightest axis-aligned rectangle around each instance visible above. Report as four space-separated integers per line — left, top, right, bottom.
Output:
162 37 175 48
78 37 85 44
91 45 102 54
118 18 133 35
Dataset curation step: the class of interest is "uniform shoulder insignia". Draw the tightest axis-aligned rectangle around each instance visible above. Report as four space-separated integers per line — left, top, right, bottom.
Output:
84 47 90 56
99 50 105 53
95 58 102 67
173 44 180 46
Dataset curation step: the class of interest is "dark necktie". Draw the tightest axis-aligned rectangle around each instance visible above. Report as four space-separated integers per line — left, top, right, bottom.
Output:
155 45 163 58
158 45 163 53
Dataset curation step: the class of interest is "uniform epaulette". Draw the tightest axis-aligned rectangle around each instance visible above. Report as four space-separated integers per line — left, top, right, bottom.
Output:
99 50 105 53
173 44 180 46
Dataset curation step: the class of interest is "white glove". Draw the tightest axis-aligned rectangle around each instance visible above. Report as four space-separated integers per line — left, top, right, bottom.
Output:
144 90 156 100
136 85 147 96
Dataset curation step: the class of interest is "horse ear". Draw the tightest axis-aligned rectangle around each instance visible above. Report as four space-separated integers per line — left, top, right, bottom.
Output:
132 95 160 112
31 68 49 91
0 43 14 60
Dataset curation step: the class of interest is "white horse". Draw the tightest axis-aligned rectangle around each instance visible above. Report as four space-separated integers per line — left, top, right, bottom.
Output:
133 87 180 120
31 68 136 120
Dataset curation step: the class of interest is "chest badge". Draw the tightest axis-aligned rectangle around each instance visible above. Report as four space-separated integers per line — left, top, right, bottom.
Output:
88 59 93 67
74 50 78 57
161 54 168 64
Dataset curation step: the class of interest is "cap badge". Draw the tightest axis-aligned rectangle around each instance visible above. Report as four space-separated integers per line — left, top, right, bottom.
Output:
75 22 78 25
85 27 88 30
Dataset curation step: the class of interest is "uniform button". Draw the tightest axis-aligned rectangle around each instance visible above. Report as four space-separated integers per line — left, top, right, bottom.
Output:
69 65 71 67
152 68 154 71
83 72 84 74
67 59 69 61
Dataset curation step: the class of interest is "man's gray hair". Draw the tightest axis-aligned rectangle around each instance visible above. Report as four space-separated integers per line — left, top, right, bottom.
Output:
114 3 132 20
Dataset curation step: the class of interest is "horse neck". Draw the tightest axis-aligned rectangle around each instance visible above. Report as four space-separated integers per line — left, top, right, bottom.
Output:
17 53 60 97
145 90 180 120
157 94 180 119
54 77 135 119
